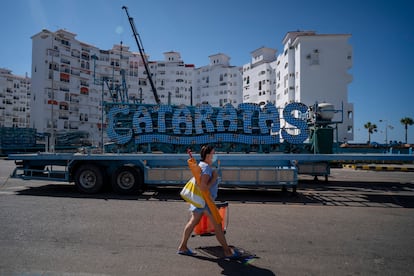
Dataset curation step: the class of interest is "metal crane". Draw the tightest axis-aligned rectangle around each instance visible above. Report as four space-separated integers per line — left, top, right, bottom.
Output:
122 6 161 105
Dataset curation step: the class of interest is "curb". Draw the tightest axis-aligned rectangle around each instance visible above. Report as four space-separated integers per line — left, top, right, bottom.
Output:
342 164 414 172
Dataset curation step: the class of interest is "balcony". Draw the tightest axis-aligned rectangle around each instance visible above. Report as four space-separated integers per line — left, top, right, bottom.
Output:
80 87 89 95
60 73 70 83
47 100 58 105
81 53 90 60
59 102 69 110
71 49 80 58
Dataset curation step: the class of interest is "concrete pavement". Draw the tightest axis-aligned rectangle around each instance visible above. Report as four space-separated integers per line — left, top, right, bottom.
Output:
0 159 414 275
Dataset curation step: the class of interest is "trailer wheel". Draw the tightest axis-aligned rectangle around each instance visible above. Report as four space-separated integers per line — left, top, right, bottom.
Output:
112 165 143 194
74 164 104 194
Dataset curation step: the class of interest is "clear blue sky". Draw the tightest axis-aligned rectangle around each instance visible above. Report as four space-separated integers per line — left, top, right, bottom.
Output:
2 0 413 143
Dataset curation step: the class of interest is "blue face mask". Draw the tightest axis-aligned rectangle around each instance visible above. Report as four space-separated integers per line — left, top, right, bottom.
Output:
212 154 217 164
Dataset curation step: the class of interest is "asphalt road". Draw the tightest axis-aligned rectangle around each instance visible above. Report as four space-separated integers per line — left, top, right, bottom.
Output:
1 159 414 276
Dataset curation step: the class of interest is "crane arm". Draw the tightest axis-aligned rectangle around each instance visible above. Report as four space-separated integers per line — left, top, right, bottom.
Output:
122 6 161 104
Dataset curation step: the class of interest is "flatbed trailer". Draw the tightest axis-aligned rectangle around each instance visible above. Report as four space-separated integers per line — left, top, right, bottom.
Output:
7 152 414 194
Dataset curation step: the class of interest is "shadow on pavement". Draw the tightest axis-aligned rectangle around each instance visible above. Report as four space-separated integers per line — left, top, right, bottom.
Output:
190 245 275 276
14 180 414 208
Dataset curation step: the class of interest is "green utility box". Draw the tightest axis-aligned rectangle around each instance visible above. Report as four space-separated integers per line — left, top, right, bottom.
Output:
311 127 333 154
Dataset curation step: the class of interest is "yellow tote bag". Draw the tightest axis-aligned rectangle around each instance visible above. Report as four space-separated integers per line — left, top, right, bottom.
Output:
180 177 205 208
187 157 222 225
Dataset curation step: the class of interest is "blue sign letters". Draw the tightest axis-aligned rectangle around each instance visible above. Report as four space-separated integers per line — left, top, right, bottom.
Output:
106 102 309 146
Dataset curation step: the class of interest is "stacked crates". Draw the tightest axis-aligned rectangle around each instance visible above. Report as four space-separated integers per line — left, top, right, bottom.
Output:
0 127 36 153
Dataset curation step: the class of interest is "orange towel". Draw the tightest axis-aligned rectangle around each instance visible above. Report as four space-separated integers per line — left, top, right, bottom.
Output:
187 157 222 225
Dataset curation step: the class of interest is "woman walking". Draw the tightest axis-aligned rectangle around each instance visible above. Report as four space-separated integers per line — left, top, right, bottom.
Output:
178 145 238 258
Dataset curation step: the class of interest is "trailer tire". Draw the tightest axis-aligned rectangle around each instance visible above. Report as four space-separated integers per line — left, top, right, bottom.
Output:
74 164 104 194
112 165 143 194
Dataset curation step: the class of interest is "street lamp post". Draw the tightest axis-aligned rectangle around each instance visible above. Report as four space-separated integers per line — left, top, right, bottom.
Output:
379 119 387 145
379 119 394 146
91 54 104 153
41 31 57 153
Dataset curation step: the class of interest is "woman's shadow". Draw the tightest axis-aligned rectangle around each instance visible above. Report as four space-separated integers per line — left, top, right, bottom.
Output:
193 245 276 276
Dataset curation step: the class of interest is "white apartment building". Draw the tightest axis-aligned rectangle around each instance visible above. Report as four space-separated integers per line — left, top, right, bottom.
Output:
275 31 354 142
121 50 195 105
194 53 242 107
151 51 195 105
30 29 199 147
242 47 277 105
242 31 354 142
31 29 103 146
0 68 31 128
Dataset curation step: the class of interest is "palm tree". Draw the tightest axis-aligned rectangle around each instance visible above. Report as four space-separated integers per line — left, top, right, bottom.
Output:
364 122 377 144
400 117 413 144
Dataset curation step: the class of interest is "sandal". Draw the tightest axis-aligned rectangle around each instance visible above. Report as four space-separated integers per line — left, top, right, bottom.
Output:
177 249 196 256
225 249 240 260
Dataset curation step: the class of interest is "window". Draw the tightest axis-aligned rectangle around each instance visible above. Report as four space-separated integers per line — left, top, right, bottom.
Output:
311 53 319 65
